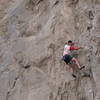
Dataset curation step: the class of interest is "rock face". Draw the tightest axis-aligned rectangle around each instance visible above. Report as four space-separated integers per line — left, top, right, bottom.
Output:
0 0 100 100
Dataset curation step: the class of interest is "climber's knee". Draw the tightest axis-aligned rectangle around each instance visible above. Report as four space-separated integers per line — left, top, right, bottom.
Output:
71 57 77 63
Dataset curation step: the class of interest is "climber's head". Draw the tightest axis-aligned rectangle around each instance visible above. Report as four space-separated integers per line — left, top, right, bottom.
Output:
68 40 73 45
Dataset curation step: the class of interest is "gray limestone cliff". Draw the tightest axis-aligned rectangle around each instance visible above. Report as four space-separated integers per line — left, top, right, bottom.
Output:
0 0 100 100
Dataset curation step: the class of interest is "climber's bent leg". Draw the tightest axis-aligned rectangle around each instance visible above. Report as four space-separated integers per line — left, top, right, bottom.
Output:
71 58 81 69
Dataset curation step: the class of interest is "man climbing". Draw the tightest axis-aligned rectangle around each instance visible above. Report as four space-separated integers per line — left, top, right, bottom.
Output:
62 40 85 77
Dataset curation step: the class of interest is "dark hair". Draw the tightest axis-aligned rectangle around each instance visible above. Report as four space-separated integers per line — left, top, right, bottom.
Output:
68 40 72 43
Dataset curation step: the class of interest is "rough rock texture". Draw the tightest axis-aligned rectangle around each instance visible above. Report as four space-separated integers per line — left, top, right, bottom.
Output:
0 0 100 100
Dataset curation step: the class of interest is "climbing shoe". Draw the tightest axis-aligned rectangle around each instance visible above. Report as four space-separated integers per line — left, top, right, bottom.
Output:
79 66 85 70
72 74 76 78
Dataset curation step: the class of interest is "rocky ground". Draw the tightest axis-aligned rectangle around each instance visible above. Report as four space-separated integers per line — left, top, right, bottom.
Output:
0 0 100 100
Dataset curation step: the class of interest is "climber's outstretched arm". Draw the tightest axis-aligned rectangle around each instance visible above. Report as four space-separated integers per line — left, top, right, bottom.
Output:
70 46 83 50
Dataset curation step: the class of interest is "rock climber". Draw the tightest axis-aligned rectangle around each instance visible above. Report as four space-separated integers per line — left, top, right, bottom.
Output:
62 40 85 77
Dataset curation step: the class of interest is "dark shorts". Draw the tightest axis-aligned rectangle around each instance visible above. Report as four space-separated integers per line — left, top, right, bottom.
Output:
62 54 73 64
